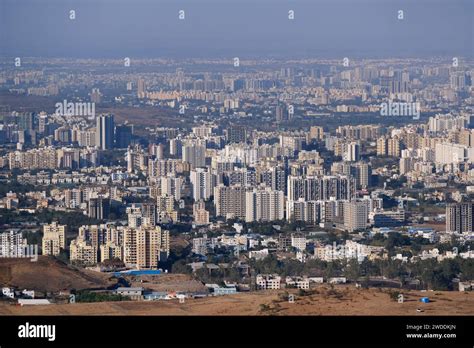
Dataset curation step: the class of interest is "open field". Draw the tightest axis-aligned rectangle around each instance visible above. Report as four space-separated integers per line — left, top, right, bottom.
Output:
0 94 185 128
0 286 472 316
97 106 183 128
127 274 207 293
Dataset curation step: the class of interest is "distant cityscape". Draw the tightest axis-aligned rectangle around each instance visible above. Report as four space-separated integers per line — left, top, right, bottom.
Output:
0 55 473 310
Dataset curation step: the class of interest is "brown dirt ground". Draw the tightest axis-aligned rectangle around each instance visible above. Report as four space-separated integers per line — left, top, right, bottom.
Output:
128 274 207 293
0 256 114 292
97 106 185 128
1 286 472 316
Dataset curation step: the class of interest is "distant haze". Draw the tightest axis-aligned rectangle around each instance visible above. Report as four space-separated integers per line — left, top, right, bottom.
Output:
1 0 472 58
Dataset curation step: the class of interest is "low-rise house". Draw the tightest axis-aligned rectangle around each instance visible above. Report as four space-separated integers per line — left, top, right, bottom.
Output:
308 277 324 284
18 299 51 306
458 282 473 292
285 276 310 289
143 291 168 301
256 274 281 290
205 283 237 295
21 290 35 299
223 280 237 287
213 286 237 296
116 287 144 300
248 248 269 260
189 291 209 299
2 287 14 298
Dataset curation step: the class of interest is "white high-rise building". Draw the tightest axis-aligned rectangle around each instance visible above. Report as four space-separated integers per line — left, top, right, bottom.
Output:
192 126 213 138
344 201 368 232
159 175 183 200
399 157 413 175
190 168 212 201
286 199 321 224
169 138 182 156
428 114 466 133
214 185 246 220
245 187 284 222
182 142 206 169
344 142 360 162
435 143 467 164
287 175 356 201
0 231 28 258
95 114 115 150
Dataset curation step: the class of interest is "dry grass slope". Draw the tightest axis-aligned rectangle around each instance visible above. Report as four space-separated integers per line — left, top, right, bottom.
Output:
0 285 472 316
0 256 113 292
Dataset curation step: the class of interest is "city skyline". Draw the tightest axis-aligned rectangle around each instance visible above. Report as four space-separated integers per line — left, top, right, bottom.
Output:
0 1 473 345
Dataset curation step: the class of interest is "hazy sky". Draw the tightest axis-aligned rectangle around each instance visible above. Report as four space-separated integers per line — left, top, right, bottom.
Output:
1 0 473 58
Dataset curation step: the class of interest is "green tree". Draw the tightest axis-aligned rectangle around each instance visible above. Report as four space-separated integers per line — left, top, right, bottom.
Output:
171 259 192 274
344 259 361 281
